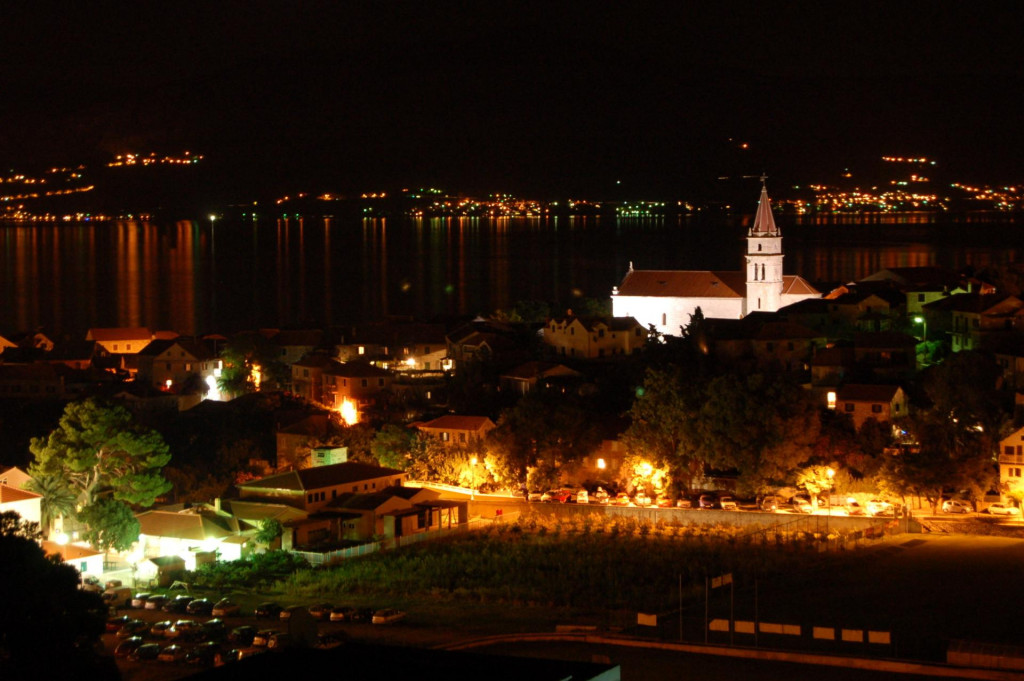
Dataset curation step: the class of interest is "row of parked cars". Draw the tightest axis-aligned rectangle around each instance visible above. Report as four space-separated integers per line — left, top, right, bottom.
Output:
253 600 406 624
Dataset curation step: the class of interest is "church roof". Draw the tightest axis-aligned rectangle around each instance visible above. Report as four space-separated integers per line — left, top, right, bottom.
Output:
615 270 746 299
781 275 820 296
749 183 780 236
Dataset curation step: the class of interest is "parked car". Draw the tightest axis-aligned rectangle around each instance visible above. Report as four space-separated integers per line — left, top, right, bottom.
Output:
145 595 169 610
372 608 407 624
719 496 738 511
317 632 345 649
228 625 257 646
790 495 813 514
163 595 195 613
105 579 122 589
698 493 718 509
106 614 133 633
81 576 103 593
329 606 355 622
844 498 866 516
348 607 374 623
158 644 188 663
149 620 175 638
942 499 973 514
541 489 572 503
591 487 610 504
187 641 221 666
202 618 227 641
252 629 279 647
575 489 589 504
676 497 693 509
267 632 292 649
167 619 203 640
103 587 133 609
116 619 148 638
130 592 152 609
760 495 783 512
186 598 214 616
307 602 333 620
985 503 1021 516
526 490 543 502
114 636 145 658
866 499 893 516
129 643 161 661
212 598 241 616
634 491 653 507
254 602 283 618
613 492 632 506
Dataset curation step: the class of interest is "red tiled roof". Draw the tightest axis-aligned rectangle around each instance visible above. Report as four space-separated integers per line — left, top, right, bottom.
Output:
417 415 496 432
86 327 153 342
781 275 820 296
615 270 746 298
0 484 41 503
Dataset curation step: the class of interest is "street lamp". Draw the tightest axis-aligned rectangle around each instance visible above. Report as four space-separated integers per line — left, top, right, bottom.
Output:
913 315 927 341
826 468 835 535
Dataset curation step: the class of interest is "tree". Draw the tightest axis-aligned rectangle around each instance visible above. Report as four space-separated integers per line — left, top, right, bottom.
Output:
371 424 417 469
794 464 838 510
0 512 115 678
698 371 820 496
77 498 141 552
23 473 76 536
28 398 172 551
255 518 284 547
622 366 707 494
216 331 289 396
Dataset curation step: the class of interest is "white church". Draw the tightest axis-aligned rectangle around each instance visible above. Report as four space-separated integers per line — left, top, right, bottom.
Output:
611 182 820 336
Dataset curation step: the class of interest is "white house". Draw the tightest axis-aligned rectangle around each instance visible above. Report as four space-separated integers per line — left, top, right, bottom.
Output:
611 183 820 336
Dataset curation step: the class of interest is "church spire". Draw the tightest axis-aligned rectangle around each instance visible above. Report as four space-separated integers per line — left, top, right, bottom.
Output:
749 176 780 236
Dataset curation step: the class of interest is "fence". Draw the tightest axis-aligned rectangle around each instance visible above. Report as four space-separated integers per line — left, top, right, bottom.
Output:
291 523 470 567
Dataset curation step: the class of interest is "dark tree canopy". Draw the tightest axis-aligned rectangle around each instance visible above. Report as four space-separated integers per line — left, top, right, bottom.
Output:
0 512 115 679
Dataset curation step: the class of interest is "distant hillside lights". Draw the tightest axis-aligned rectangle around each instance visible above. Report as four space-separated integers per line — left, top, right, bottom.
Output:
106 151 204 167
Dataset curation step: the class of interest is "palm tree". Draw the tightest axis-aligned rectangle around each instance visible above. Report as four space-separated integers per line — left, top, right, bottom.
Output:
24 474 77 537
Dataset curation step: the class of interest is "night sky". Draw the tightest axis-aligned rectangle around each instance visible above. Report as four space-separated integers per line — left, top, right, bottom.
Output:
3 3 1022 197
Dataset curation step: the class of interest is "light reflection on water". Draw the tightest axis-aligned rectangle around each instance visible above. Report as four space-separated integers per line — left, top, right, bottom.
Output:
0 214 1019 337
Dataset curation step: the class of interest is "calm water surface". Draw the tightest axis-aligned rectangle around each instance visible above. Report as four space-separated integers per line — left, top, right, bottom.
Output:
1 213 1021 337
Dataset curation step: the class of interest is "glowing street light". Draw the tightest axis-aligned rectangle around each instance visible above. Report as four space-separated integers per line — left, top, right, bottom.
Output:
913 315 927 341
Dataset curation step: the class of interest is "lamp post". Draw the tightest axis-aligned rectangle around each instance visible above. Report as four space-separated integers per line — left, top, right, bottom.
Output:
826 468 835 535
913 315 927 341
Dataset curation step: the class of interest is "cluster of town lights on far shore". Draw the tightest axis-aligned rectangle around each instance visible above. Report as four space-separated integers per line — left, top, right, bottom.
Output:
107 152 204 167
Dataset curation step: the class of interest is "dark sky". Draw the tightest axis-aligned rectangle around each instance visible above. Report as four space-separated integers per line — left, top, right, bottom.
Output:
2 3 1022 197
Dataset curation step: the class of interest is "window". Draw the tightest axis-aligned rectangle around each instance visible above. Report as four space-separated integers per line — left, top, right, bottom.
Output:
459 433 466 443
845 403 855 412
871 404 882 413
378 378 384 387
113 344 118 351
166 362 172 370
358 346 365 355
661 313 667 326
598 329 605 338
303 369 309 377
570 328 575 336
361 379 368 387
918 293 926 302
442 432 450 442
307 494 314 503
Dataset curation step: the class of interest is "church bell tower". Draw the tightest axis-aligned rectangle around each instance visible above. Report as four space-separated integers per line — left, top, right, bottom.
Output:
744 178 784 315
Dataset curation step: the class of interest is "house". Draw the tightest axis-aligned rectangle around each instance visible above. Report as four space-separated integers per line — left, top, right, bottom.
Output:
0 466 33 490
834 384 908 429
0 362 66 399
238 462 407 513
85 327 154 354
499 361 583 395
706 316 825 377
821 289 902 334
611 183 820 335
129 509 246 571
860 266 965 316
287 485 464 547
321 361 393 412
264 328 330 366
291 353 338 404
45 340 107 371
415 415 497 447
134 337 221 391
40 540 105 579
945 294 1024 352
0 484 41 526
542 315 647 359
852 332 917 381
999 425 1024 502
445 318 531 370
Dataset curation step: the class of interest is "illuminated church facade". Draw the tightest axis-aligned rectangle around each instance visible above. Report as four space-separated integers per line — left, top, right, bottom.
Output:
611 183 820 336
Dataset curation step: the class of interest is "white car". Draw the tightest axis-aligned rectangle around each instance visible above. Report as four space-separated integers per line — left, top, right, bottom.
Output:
371 608 407 624
866 499 893 516
942 499 973 514
719 496 738 511
985 503 1021 517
